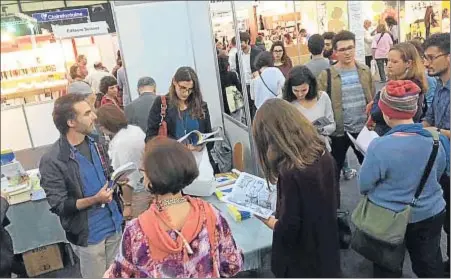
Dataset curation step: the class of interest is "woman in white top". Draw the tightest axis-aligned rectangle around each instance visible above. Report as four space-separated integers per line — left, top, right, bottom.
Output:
250 51 285 110
283 66 336 151
96 104 152 220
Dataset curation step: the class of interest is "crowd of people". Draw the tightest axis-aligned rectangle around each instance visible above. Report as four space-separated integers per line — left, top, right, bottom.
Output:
1 16 449 278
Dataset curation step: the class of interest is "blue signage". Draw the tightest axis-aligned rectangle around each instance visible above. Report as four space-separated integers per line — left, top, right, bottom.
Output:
32 8 89 23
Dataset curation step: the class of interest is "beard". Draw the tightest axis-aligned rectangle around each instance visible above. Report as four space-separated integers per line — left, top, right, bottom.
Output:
323 49 334 59
427 67 447 77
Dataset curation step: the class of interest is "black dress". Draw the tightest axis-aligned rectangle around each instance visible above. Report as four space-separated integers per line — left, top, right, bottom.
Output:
272 151 341 278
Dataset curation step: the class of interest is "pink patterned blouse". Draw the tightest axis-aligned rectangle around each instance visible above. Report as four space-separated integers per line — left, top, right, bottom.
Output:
104 208 244 278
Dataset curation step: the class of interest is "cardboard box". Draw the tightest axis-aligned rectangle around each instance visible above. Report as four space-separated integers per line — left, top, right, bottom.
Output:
23 244 64 277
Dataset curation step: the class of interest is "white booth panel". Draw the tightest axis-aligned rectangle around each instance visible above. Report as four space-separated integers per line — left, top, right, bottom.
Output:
113 1 195 101
185 1 223 128
224 116 255 174
1 106 33 151
24 101 59 148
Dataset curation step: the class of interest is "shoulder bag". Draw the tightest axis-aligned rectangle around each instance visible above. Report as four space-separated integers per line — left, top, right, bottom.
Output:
350 130 440 271
226 71 244 113
259 70 278 97
158 96 168 137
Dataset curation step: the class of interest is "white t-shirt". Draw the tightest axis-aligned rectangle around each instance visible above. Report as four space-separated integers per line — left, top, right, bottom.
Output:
242 52 252 85
228 47 237 71
251 67 285 109
108 125 146 192
85 69 111 94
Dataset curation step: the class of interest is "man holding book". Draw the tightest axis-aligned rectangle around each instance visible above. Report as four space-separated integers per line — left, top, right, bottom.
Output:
39 94 123 278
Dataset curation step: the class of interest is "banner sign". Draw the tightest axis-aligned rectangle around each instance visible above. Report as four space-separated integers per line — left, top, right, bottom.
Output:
52 21 108 38
32 8 89 23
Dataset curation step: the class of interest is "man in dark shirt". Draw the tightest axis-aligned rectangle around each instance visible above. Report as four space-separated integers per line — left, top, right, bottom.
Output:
39 94 123 278
124 76 157 132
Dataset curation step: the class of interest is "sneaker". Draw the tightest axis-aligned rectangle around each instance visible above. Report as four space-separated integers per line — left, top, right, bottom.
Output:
343 168 357 180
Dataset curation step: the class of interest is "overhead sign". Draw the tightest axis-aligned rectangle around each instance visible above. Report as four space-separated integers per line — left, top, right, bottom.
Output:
32 8 89 23
52 21 109 38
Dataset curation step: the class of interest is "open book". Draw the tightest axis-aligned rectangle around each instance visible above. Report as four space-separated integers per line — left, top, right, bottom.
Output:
223 172 276 219
312 116 333 130
347 127 379 156
177 127 223 146
109 162 138 189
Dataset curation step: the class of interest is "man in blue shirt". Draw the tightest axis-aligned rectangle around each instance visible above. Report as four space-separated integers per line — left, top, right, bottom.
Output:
422 32 450 275
40 94 123 278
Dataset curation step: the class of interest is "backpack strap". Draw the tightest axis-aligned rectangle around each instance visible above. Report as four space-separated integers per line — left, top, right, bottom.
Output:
411 130 440 206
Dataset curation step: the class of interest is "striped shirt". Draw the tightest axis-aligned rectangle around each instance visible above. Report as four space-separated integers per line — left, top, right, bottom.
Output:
339 68 367 134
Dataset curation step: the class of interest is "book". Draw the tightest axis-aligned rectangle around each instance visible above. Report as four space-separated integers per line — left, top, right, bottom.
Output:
215 172 239 187
223 172 276 219
177 127 223 146
347 127 379 155
214 184 251 222
109 162 138 190
312 116 333 130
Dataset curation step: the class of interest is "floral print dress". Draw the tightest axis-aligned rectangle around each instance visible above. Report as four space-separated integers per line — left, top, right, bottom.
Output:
104 208 243 278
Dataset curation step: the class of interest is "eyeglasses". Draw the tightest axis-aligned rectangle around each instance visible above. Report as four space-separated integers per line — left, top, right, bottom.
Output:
336 46 355 53
176 83 193 94
424 53 449 63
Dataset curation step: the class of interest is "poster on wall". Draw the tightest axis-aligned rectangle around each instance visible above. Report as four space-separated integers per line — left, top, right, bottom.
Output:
326 1 348 33
404 1 442 42
347 1 365 64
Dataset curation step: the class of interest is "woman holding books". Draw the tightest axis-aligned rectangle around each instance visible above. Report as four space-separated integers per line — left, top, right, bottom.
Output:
252 98 340 277
104 137 243 278
283 66 336 152
145 67 219 174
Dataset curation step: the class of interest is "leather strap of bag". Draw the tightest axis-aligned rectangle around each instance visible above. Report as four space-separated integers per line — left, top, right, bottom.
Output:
158 96 168 137
259 70 278 97
411 131 440 206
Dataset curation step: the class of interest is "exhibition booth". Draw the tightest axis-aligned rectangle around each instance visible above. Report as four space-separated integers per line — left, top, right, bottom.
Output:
0 2 119 151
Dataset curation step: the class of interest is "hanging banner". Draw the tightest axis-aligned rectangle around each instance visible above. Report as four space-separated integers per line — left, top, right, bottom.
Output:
52 21 109 38
348 1 365 64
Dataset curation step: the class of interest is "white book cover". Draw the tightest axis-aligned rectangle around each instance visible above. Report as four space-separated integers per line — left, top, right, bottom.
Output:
177 127 223 146
347 127 379 155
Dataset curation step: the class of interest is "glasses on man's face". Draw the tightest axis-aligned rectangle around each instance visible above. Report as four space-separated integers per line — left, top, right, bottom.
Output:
337 45 355 53
176 83 193 94
424 53 449 63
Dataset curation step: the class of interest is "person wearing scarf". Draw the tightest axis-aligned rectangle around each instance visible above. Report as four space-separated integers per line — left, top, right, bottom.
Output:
104 137 243 278
358 80 448 278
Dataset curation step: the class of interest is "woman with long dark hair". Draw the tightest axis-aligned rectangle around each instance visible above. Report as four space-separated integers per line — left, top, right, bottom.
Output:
270 41 293 78
252 98 340 277
283 66 335 152
217 53 242 115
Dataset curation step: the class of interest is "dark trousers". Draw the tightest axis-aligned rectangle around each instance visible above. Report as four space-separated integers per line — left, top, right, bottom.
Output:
365 55 372 68
330 133 364 208
376 58 388 82
246 84 256 122
440 174 450 259
373 211 445 278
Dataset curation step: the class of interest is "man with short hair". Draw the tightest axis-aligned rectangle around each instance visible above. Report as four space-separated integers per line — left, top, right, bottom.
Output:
86 62 112 94
125 76 157 132
422 32 450 275
305 34 330 77
233 31 262 120
39 94 123 278
317 31 375 200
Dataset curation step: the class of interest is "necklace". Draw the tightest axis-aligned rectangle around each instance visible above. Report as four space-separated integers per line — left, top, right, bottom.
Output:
156 196 187 210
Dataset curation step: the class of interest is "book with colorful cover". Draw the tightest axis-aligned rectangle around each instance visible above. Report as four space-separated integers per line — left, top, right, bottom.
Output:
214 184 251 222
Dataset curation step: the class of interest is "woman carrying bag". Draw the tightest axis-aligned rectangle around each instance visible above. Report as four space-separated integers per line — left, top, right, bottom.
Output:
145 67 219 194
352 80 449 278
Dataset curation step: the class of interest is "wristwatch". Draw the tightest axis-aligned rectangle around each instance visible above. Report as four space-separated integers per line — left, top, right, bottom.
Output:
437 128 441 134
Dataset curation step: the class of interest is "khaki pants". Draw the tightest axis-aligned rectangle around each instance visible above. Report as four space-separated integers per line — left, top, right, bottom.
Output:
71 232 121 278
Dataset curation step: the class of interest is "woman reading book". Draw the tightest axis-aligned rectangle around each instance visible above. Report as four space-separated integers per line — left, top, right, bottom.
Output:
283 66 336 151
104 137 243 278
252 99 340 277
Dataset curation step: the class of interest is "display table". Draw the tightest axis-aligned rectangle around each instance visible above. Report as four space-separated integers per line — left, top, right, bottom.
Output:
5 198 67 254
203 195 273 271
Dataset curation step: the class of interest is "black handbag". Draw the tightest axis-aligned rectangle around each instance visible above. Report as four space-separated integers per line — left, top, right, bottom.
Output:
338 209 352 249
